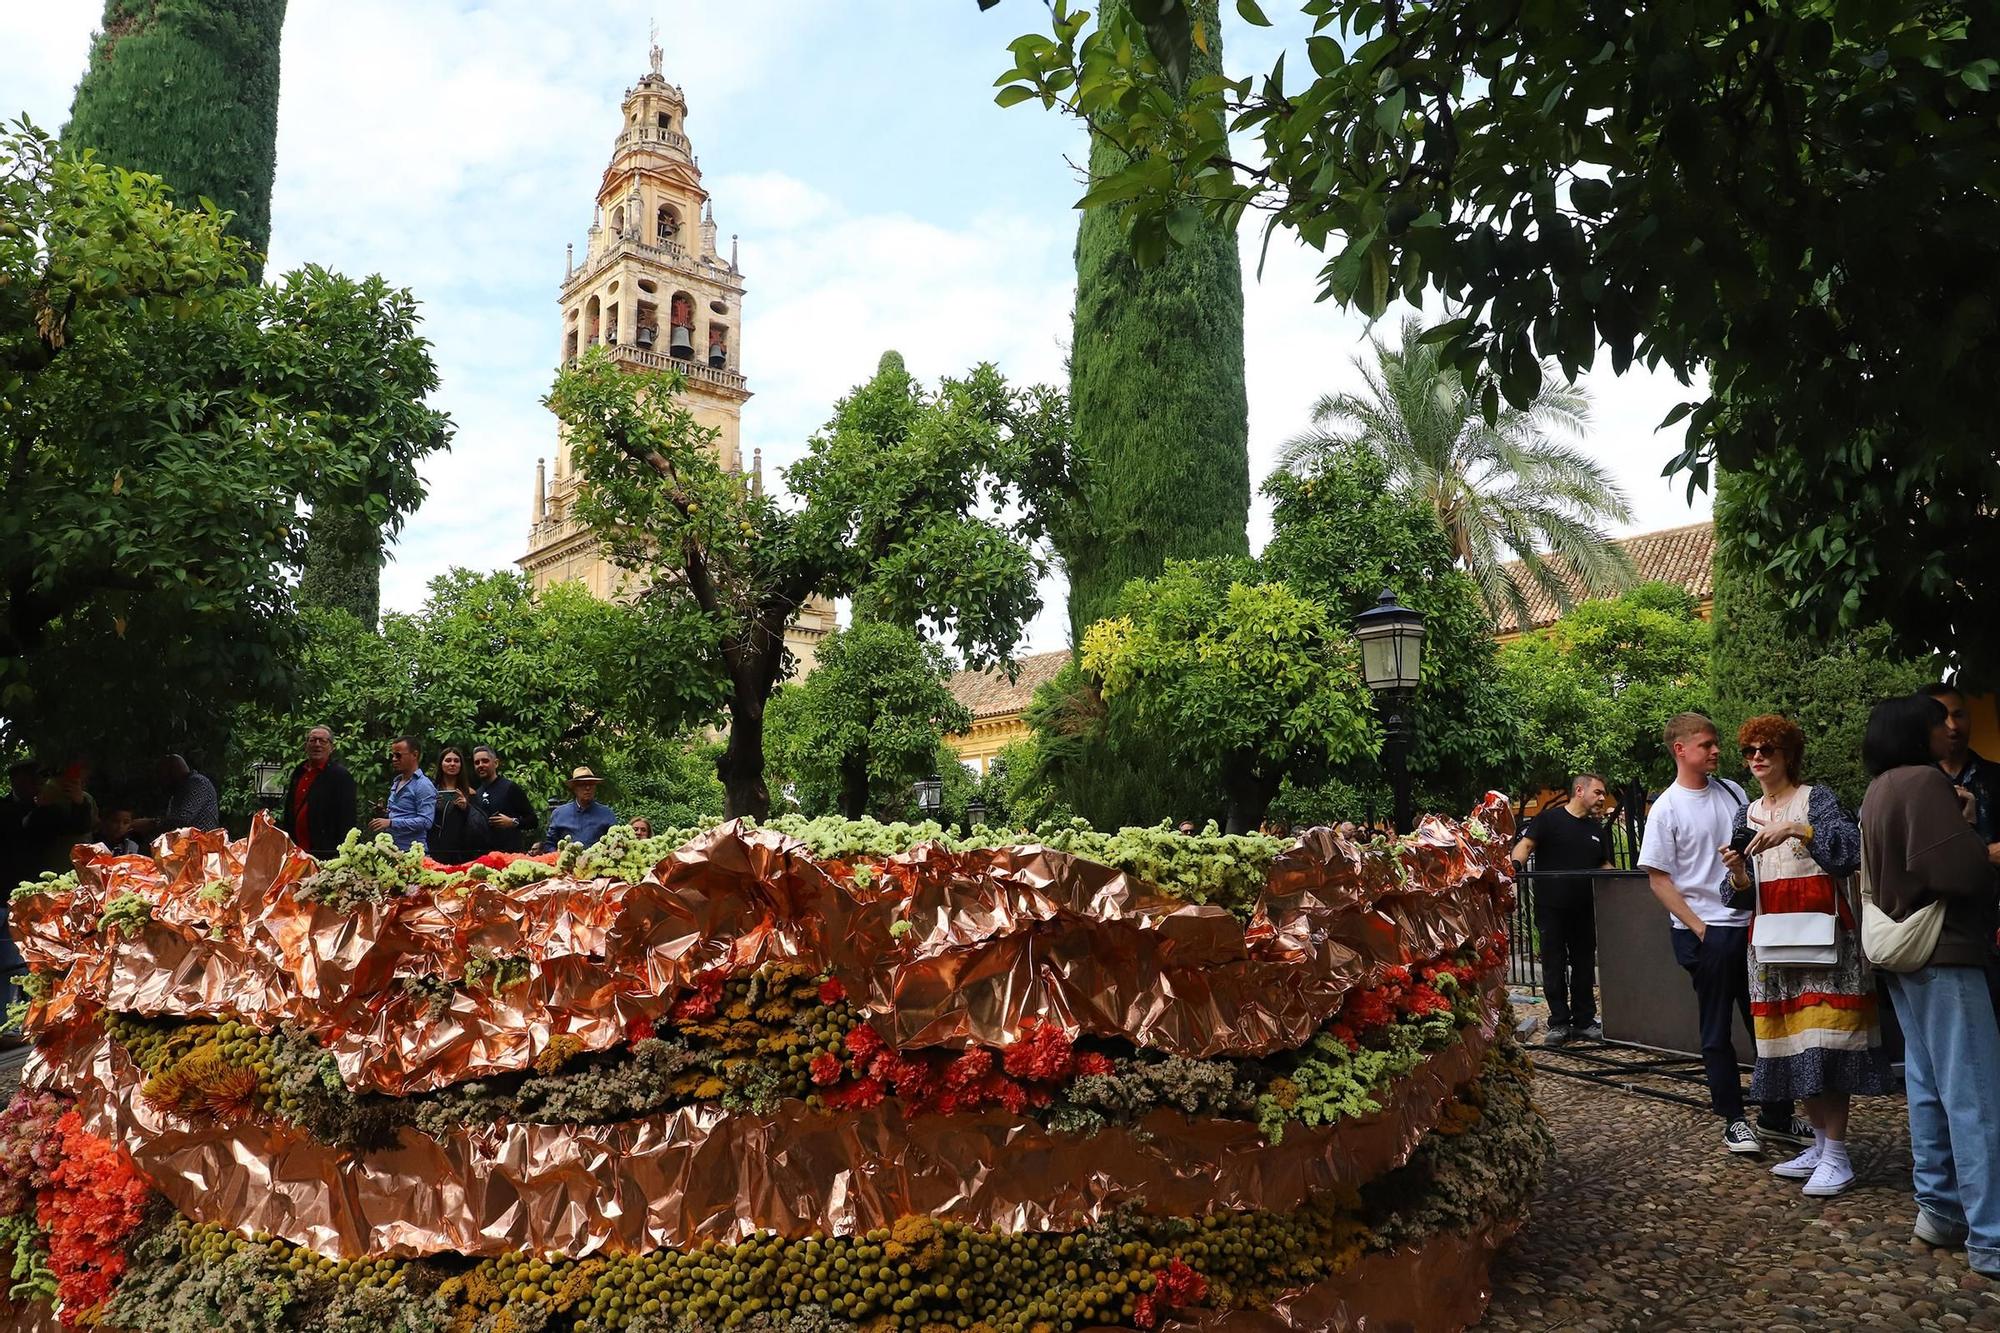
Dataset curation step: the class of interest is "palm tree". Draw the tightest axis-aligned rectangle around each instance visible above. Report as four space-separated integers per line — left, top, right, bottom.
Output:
1282 315 1636 628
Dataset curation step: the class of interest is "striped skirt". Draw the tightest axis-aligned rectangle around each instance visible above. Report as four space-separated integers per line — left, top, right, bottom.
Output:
1748 917 1893 1102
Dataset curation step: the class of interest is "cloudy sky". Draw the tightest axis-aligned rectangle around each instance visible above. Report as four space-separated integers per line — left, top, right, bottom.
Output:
5 1 1709 655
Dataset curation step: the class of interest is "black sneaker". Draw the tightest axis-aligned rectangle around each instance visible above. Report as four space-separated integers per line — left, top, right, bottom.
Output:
1723 1119 1763 1154
1757 1114 1814 1148
1576 1021 1604 1042
1541 1024 1572 1046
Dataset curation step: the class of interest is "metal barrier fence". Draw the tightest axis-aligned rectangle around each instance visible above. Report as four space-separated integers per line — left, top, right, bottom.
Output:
1505 779 1653 994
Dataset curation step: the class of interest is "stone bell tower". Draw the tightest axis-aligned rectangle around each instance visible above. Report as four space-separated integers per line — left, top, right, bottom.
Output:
520 38 834 672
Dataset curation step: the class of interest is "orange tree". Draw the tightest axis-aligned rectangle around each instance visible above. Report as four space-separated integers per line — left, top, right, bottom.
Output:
547 350 1075 819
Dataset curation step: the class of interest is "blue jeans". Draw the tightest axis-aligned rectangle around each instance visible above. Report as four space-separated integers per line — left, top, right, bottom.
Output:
1886 965 2000 1272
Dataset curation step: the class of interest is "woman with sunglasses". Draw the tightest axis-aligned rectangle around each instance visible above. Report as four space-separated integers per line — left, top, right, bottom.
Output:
1720 714 1889 1197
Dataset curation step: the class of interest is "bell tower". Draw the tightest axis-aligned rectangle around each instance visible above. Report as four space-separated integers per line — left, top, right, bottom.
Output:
520 40 835 670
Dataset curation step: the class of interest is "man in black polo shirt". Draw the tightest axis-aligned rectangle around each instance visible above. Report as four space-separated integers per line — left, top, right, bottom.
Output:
1512 773 1613 1045
471 746 540 855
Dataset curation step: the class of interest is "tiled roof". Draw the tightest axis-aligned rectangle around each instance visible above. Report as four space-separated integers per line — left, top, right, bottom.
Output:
1491 520 1715 635
947 649 1073 722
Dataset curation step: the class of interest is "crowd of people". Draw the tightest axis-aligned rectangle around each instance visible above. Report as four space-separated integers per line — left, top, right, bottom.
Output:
276 727 625 861
1513 687 2000 1276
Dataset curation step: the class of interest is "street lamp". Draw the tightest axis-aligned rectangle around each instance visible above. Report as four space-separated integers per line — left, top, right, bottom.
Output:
251 760 289 810
966 795 986 830
915 772 943 819
1354 588 1426 834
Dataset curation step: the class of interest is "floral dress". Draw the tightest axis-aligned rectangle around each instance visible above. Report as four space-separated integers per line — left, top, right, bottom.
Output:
1735 785 1892 1101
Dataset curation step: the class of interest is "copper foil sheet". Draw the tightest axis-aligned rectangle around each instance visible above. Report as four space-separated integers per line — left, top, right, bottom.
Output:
16 797 1515 1096
47 990 1501 1260
1142 1217 1521 1333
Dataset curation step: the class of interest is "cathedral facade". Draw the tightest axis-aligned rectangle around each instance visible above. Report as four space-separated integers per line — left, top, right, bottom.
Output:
518 45 835 674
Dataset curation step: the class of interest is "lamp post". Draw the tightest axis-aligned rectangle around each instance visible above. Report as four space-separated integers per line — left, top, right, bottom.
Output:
251 760 289 810
915 772 943 820
966 795 986 830
1354 588 1426 834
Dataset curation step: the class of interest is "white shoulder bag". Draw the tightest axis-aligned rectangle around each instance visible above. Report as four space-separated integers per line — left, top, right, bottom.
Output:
1749 786 1837 967
1858 829 1946 973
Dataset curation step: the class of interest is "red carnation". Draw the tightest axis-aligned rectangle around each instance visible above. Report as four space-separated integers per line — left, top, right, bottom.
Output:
824 1076 886 1111
670 974 723 1023
1135 1296 1159 1329
1002 1018 1074 1081
992 1076 1030 1115
1381 965 1412 988
625 1016 656 1045
944 1047 993 1091
844 1023 885 1062
810 1052 842 1086
1406 984 1451 1016
818 976 847 1005
1075 1051 1115 1077
1158 1258 1207 1307
37 1112 151 1323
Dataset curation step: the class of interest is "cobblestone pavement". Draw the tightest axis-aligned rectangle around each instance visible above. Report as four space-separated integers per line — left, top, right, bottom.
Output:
1483 1042 2000 1331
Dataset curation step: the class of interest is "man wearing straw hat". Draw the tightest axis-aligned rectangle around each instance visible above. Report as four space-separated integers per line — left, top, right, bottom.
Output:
543 765 618 852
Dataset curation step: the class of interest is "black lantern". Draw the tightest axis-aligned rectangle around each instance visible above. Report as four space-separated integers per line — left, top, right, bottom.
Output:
251 760 289 809
915 772 943 817
966 795 986 830
1354 589 1426 833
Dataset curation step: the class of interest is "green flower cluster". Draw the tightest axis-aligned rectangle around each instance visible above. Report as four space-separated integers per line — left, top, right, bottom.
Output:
10 869 76 905
96 891 153 939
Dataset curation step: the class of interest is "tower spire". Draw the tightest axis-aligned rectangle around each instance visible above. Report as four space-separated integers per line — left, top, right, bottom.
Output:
533 457 547 523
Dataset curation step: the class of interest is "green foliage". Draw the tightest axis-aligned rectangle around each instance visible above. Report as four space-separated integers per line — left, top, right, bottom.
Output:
227 569 724 820
0 122 448 769
296 485 384 628
1022 661 1221 831
1711 480 1933 811
1279 316 1632 628
65 0 287 280
97 891 152 938
991 1 2000 667
549 348 1074 818
1082 559 1376 832
1262 447 1521 813
0 1212 57 1306
1496 583 1712 795
1062 0 1251 644
765 623 972 819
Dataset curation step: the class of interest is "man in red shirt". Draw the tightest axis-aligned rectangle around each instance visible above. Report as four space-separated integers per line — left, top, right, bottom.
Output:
282 726 359 857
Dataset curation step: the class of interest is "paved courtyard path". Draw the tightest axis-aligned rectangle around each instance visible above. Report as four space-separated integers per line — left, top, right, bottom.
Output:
1485 1044 2000 1330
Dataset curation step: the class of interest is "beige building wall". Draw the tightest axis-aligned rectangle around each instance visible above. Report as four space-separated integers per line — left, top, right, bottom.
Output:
519 44 834 674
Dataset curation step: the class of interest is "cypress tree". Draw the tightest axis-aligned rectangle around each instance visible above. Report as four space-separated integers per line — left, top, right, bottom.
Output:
65 0 288 282
1711 477 1931 811
1063 0 1250 643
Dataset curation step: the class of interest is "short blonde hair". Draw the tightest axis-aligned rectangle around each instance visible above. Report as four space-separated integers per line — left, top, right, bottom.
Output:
1663 712 1716 747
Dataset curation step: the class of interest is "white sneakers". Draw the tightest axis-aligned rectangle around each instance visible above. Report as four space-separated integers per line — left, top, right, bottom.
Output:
1771 1143 1820 1179
1770 1136 1853 1195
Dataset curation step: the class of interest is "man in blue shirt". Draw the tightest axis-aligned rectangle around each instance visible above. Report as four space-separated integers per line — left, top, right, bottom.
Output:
545 766 617 851
370 736 438 853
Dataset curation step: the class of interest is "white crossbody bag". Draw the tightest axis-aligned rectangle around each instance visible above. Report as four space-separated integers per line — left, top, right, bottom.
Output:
1857 830 1946 973
1748 787 1838 967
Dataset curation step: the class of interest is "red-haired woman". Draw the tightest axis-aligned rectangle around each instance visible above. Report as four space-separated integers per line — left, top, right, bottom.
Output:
1722 713 1890 1197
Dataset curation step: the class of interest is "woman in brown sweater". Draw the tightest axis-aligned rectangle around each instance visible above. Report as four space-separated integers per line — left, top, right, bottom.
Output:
1861 693 2000 1273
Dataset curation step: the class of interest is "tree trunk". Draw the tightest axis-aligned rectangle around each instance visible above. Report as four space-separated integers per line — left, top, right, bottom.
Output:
837 754 870 820
1222 768 1279 836
718 688 770 819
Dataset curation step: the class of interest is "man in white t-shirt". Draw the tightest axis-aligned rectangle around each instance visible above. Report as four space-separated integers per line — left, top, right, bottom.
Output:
1638 711 1807 1156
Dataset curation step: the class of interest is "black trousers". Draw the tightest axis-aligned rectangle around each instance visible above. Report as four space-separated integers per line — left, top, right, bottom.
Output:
1672 924 1794 1126
1534 881 1597 1028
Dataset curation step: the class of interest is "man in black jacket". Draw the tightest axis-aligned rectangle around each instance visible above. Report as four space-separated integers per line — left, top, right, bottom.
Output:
471 745 539 854
282 725 360 857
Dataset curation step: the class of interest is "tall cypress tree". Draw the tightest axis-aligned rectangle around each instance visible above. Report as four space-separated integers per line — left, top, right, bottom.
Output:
65 0 288 283
1063 0 1250 643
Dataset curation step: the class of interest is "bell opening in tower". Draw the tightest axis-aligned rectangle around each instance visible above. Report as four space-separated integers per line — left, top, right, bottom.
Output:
669 291 695 360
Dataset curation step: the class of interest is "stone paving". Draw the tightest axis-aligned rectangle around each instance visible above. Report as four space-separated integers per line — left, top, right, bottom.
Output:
1483 1040 2000 1331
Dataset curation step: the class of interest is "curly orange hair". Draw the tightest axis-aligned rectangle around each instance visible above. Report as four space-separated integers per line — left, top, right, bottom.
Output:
1737 713 1805 781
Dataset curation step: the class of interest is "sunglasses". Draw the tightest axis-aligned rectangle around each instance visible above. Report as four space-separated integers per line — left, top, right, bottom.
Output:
1742 744 1781 758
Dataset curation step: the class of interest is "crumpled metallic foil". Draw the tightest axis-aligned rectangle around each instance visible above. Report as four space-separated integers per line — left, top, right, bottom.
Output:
16 797 1514 1099
1133 1217 1522 1333
42 989 1503 1259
